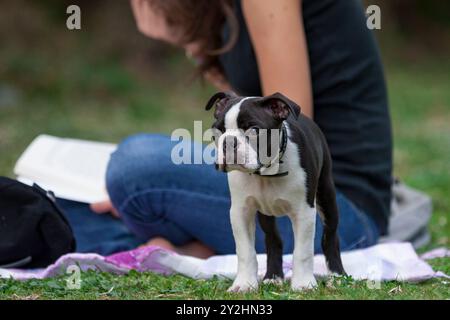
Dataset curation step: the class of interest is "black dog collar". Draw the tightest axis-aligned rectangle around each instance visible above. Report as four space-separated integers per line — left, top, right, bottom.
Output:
252 122 289 177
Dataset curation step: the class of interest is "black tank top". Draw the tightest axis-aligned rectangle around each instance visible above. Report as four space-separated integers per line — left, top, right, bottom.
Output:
219 0 393 234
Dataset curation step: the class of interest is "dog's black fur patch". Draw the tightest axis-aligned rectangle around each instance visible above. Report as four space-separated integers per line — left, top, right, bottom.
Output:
257 212 284 280
287 114 346 275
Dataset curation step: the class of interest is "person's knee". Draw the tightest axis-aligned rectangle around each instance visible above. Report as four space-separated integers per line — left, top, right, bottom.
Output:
106 133 173 210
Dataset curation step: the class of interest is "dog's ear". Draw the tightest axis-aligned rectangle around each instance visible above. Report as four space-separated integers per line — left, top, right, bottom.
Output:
260 92 301 120
205 91 237 119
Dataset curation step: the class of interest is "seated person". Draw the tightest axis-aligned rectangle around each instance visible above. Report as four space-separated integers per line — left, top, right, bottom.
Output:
60 0 392 259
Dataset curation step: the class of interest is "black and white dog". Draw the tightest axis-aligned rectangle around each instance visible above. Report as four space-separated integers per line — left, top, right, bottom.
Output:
205 91 346 292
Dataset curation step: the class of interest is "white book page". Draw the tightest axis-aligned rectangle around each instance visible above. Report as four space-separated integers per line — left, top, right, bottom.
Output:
14 134 117 203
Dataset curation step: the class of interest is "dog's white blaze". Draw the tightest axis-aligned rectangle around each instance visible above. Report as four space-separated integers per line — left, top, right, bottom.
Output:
224 97 253 129
221 97 260 169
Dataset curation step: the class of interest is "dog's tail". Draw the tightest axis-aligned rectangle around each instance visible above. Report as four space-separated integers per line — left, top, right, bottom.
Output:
316 160 346 276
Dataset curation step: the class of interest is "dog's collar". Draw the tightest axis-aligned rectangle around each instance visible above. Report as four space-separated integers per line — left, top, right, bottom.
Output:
252 122 289 178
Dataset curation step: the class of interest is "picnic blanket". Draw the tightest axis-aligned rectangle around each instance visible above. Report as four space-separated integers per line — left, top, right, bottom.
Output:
1 242 448 283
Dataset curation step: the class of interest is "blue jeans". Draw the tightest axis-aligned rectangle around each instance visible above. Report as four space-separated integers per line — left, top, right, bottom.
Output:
59 133 379 256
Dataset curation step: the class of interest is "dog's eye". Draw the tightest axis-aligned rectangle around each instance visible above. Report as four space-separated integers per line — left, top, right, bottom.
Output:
247 126 259 136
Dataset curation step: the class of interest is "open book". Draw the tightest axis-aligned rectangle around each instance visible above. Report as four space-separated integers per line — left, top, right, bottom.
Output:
14 135 117 204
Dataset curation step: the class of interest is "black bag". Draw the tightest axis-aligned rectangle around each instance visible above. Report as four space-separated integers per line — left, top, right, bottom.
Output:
0 177 76 268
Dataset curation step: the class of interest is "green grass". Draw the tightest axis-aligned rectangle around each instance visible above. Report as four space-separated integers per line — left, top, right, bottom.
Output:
1 33 449 299
0 259 448 300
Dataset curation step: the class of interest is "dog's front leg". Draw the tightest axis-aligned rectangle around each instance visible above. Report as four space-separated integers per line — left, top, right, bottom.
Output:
289 205 318 291
228 206 258 293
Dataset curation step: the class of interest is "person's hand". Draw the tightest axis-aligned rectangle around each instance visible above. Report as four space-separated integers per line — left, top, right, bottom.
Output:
90 199 120 218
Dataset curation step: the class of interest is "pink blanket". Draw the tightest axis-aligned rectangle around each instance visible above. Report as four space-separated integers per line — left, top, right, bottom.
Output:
1 242 448 283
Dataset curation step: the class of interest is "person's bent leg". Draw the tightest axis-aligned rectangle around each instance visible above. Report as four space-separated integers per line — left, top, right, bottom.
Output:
106 133 237 254
57 199 143 255
256 190 380 254
107 134 379 256
330 191 380 252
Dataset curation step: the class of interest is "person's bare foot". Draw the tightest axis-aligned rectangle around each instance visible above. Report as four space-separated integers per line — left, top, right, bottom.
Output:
142 237 215 259
141 237 177 251
177 241 215 259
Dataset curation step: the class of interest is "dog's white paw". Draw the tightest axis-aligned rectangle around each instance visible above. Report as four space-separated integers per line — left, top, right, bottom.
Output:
262 277 284 285
227 278 259 293
291 275 317 291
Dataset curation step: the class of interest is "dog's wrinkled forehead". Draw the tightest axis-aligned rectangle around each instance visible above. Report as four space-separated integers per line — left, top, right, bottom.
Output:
218 98 282 132
205 91 301 132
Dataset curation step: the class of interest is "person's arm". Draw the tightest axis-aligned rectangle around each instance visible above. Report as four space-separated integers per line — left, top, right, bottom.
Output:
242 0 313 117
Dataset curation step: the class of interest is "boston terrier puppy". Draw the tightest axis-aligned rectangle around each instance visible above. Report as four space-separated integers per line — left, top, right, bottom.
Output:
205 91 346 292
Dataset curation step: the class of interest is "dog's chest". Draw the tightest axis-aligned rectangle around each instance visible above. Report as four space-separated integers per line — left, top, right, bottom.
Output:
229 170 307 216
248 192 292 217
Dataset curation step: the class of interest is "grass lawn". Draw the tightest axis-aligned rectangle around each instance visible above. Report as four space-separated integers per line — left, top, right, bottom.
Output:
0 38 449 299
0 258 448 300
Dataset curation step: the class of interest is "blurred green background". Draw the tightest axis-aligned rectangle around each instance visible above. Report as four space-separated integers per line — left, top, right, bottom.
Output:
0 0 449 249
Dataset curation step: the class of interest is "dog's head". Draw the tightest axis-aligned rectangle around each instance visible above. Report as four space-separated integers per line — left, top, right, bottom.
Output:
205 91 300 173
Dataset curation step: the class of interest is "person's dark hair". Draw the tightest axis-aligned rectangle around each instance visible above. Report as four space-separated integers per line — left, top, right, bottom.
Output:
147 0 238 77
